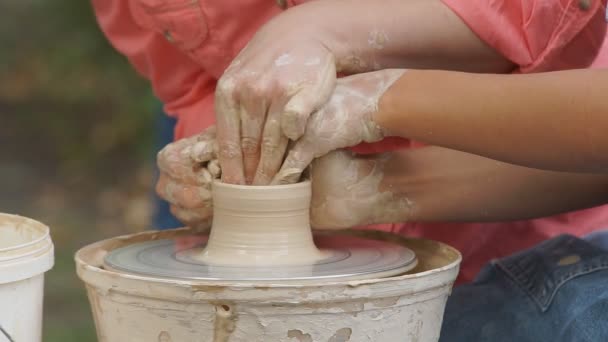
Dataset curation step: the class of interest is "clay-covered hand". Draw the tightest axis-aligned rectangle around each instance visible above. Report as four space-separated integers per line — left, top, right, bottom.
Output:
155 126 220 229
273 69 405 184
215 8 339 185
312 146 608 227
309 150 410 229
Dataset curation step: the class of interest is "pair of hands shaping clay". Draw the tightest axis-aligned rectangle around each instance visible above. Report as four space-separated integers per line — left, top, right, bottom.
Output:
215 66 405 186
211 0 423 186
155 0 419 231
156 120 405 231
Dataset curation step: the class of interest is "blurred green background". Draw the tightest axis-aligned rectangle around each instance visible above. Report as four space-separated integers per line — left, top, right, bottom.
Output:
1 1 158 340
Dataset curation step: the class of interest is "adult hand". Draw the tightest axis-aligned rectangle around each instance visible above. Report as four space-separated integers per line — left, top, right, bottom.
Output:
215 5 341 185
155 126 220 229
273 69 405 184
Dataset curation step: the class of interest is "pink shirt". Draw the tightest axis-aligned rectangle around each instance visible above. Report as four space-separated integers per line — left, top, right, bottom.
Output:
93 0 608 284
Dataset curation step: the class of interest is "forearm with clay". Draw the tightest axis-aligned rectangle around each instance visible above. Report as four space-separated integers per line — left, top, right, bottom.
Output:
311 147 608 227
379 147 608 223
300 0 513 73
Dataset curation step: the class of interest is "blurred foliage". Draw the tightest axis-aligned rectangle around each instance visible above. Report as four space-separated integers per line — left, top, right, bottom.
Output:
1 0 155 184
1 1 160 341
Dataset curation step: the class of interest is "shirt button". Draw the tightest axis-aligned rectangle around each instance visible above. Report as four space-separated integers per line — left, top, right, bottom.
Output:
579 0 591 11
276 0 288 9
163 30 174 43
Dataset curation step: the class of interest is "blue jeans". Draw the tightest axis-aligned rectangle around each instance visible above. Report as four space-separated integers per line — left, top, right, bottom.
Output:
441 232 608 342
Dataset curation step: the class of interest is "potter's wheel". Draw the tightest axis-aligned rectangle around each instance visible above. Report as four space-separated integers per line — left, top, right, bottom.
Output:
104 234 417 283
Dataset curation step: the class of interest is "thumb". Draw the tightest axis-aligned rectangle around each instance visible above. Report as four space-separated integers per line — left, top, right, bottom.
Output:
271 140 316 185
190 140 217 163
281 63 336 140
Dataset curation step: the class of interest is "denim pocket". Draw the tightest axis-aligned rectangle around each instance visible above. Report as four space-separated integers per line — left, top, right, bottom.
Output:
495 234 608 312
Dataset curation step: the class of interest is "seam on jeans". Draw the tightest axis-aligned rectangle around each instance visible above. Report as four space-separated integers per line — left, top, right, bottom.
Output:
490 260 540 310
501 258 608 312
539 257 608 311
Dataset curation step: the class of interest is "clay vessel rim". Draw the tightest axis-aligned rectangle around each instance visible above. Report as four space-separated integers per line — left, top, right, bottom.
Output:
213 180 310 191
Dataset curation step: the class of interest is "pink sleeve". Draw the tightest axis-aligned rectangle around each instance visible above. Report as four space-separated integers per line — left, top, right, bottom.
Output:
442 0 607 72
91 0 216 137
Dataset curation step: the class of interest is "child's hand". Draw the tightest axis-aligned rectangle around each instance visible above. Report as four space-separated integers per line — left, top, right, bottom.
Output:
155 126 220 229
310 150 410 229
272 69 404 184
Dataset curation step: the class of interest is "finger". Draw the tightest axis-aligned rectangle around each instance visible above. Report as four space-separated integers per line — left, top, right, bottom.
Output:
309 151 351 229
253 102 289 185
170 205 213 228
197 125 216 140
158 154 213 185
207 159 221 179
193 168 214 185
190 139 217 163
156 174 212 209
215 78 245 184
271 139 315 185
157 135 217 184
239 94 266 184
281 60 336 140
157 136 199 181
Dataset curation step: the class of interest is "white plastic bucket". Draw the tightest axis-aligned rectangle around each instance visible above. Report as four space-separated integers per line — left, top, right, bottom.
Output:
0 214 54 342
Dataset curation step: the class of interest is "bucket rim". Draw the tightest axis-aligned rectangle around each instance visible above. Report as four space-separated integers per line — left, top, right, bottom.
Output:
0 214 51 253
75 228 461 301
